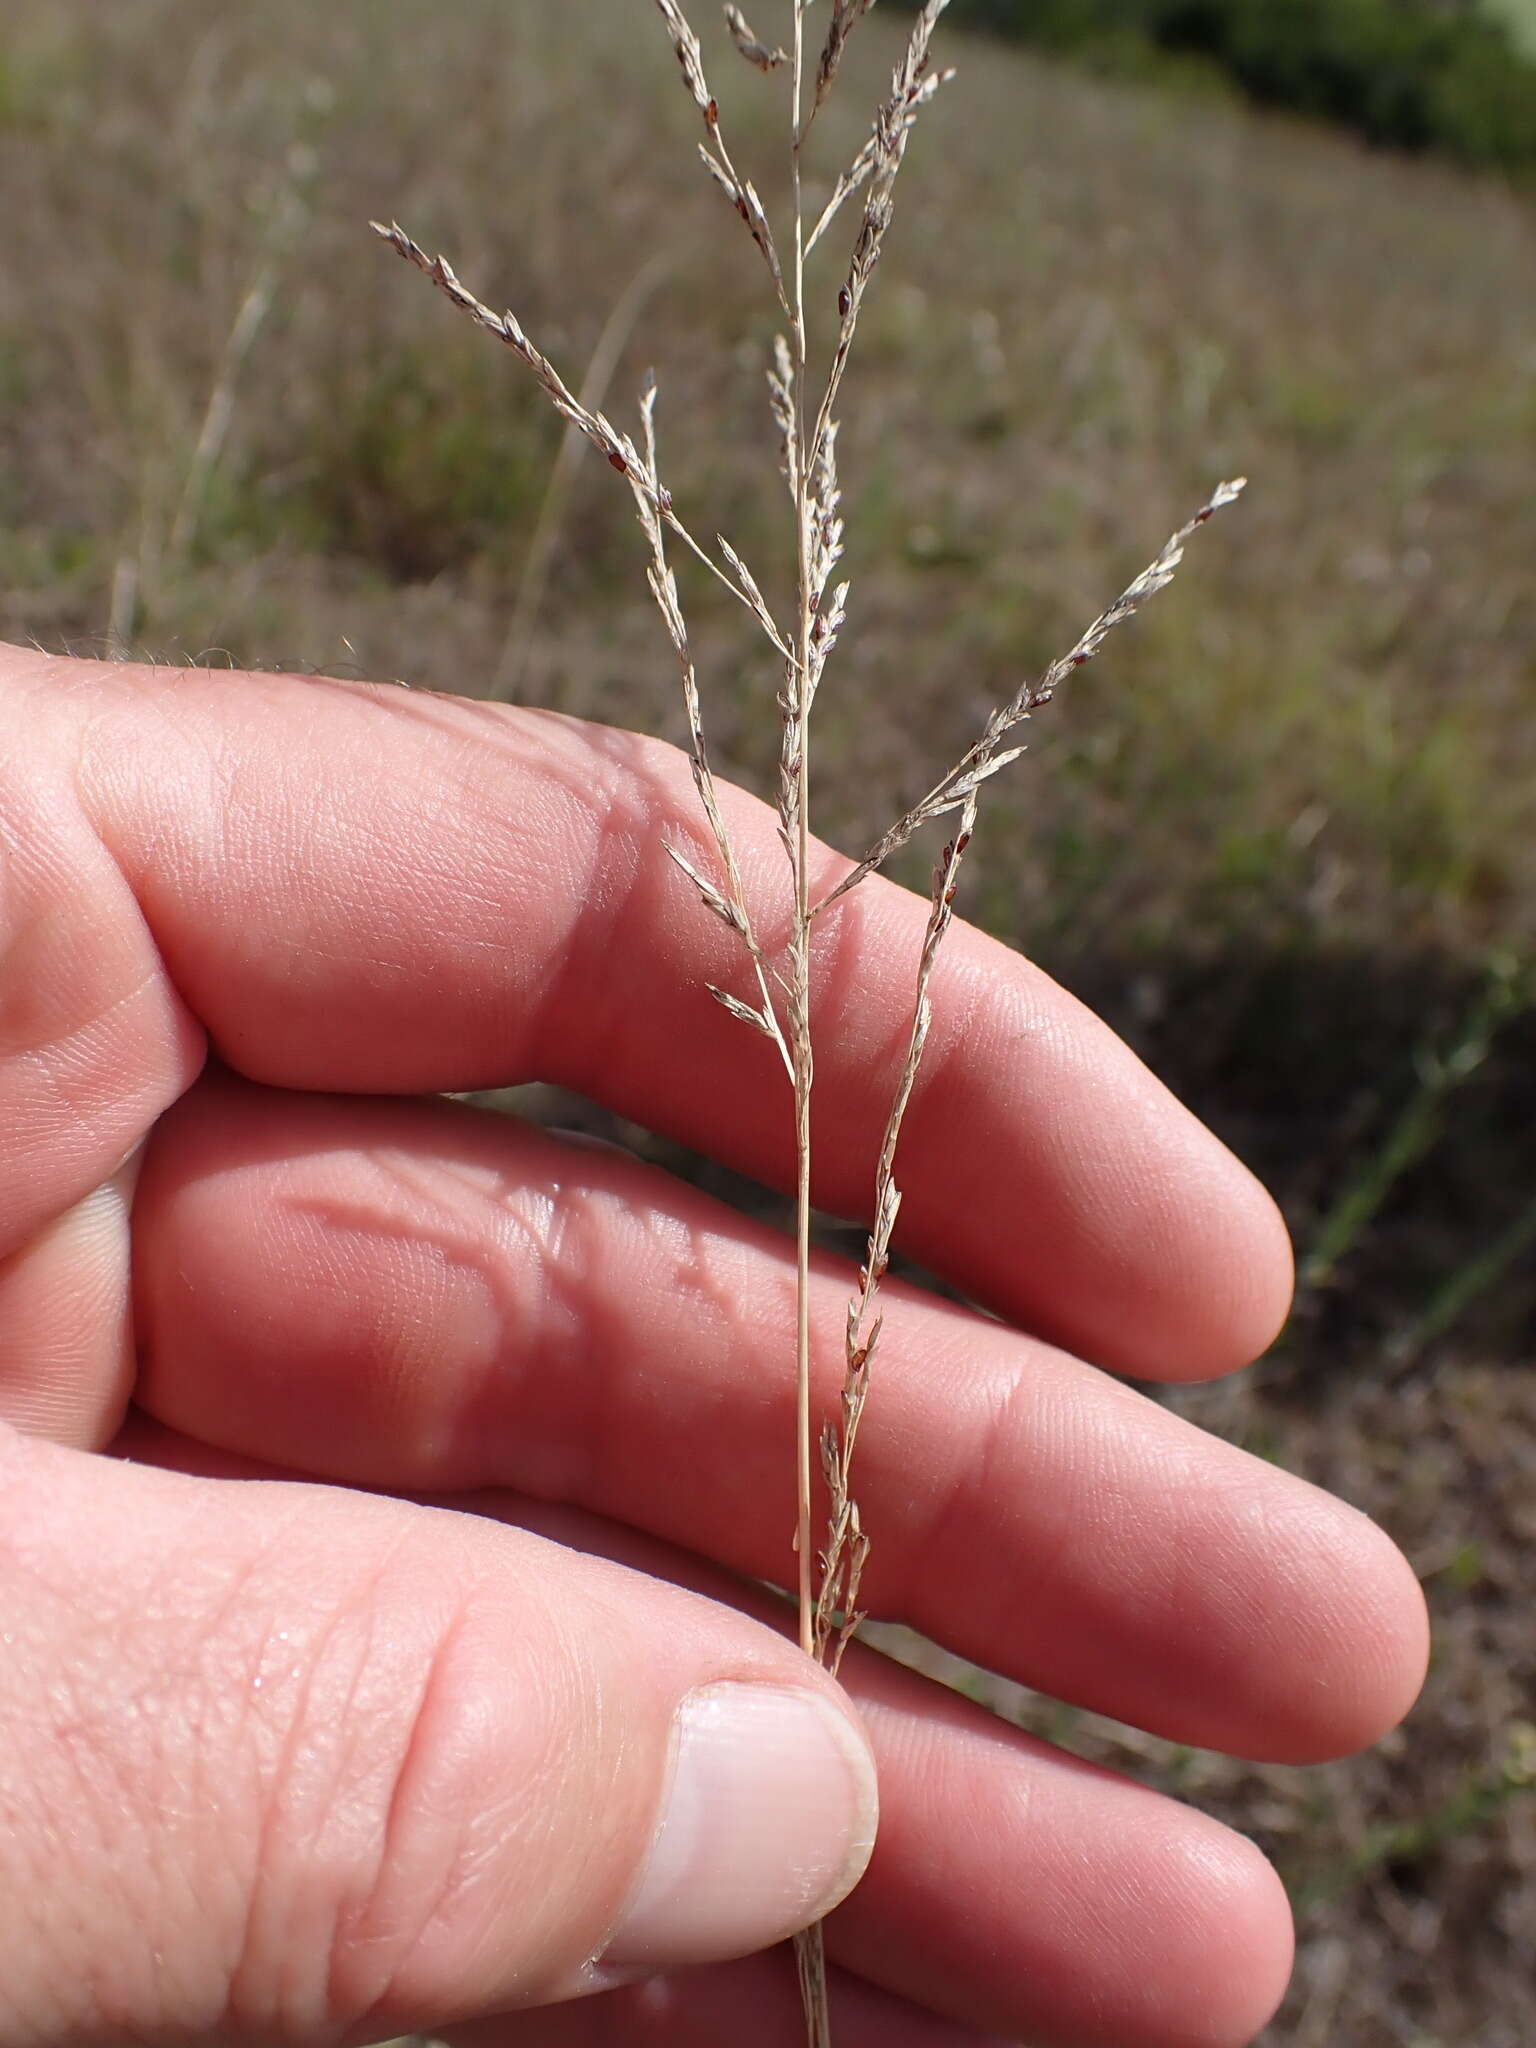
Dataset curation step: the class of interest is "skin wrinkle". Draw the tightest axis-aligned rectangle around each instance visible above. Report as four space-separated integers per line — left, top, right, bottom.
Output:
522 1610 645 1998
82 682 368 1074
70 660 241 852
0 1172 133 1440
345 1554 642 2026
10 969 167 1143
992 1016 1189 1316
523 724 860 1162
534 1188 646 1516
0 756 154 1066
1021 1408 1232 1733
168 1545 310 2037
25 1643 145 2039
0 739 203 1258
332 1602 473 2034
403 737 621 1084
0 1456 236 2039
645 1227 791 1519
484 1611 608 1998
151 1496 320 2035
806 868 1056 1207
128 1618 253 2037
1165 1469 1290 1664
253 817 406 1008
231 1537 420 2038
245 1531 462 2033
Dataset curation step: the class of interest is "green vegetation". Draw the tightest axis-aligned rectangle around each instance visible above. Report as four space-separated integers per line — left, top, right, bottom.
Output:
297 341 556 579
931 0 1536 168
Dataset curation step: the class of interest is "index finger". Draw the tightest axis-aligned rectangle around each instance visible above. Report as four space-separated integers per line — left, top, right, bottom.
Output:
5 647 1290 1377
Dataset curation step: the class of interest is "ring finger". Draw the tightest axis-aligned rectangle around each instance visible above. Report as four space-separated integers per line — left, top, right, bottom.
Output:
131 1072 1427 1766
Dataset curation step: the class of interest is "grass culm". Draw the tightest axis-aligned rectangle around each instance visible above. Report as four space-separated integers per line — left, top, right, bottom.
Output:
374 3 1242 2037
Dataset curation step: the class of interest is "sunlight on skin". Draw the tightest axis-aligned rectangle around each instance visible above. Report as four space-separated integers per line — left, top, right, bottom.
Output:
0 646 1427 2048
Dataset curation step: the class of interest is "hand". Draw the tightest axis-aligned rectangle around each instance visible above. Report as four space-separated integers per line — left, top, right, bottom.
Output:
0 643 1426 2048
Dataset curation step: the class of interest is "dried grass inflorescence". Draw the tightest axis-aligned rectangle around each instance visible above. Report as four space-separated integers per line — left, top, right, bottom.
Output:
374 5 1241 2040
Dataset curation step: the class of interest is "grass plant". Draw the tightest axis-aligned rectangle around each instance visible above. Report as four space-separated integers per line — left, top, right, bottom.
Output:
1299 948 1532 1293
373 3 1240 2035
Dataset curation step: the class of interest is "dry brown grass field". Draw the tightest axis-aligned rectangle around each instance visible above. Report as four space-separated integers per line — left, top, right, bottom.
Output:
3 0 1534 2041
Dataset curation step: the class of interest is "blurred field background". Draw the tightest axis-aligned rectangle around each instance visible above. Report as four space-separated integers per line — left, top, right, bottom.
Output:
2 0 1534 2040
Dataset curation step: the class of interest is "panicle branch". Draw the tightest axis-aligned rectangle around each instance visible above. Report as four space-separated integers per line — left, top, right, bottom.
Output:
699 152 790 312
808 0 952 472
371 221 796 661
806 63 955 257
812 0 880 122
639 377 793 1076
814 791 978 1673
653 0 714 114
651 0 790 313
372 220 792 1068
370 219 640 472
817 479 1248 911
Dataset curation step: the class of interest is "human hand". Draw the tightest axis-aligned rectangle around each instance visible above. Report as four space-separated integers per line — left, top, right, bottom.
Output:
0 644 1426 2047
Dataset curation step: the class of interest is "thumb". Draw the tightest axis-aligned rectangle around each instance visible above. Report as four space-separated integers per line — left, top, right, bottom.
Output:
0 1425 877 2044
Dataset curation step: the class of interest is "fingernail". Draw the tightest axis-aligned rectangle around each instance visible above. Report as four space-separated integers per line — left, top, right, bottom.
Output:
602 1682 878 1969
